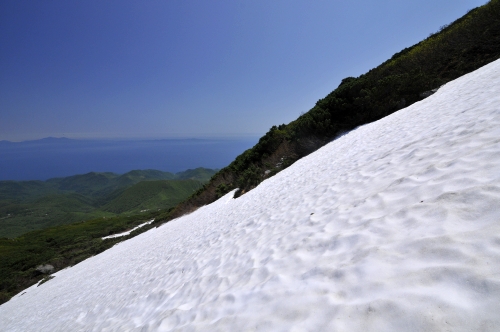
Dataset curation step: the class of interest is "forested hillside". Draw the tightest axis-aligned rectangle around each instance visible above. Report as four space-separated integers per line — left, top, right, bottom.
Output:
0 168 216 237
161 0 500 222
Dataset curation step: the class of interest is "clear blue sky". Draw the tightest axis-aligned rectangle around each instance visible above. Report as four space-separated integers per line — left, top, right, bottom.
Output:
0 0 487 141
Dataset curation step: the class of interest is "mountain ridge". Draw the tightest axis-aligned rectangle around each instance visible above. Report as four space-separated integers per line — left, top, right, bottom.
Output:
158 0 500 224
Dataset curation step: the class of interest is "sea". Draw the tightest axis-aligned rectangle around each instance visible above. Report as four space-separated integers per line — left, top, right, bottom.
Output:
0 137 258 181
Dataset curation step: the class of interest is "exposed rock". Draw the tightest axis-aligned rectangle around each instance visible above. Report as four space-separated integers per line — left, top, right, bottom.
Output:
419 87 440 98
36 264 54 274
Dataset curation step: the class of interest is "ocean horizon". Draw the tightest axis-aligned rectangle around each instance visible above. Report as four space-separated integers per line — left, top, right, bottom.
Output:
0 137 258 181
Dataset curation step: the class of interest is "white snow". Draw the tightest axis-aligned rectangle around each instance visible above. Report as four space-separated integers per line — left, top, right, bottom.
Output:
101 219 154 240
2 59 500 331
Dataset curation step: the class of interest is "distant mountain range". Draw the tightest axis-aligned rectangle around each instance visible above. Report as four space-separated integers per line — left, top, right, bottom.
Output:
0 137 74 144
0 168 217 238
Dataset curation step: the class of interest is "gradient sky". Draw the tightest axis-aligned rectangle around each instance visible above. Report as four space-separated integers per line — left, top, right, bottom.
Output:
0 0 487 141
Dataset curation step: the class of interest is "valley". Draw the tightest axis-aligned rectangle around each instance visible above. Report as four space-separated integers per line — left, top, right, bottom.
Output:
0 168 216 238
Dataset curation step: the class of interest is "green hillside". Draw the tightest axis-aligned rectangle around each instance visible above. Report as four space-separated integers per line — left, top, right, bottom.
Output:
175 168 218 182
0 168 217 238
102 180 203 214
47 172 117 196
0 194 115 238
0 180 59 202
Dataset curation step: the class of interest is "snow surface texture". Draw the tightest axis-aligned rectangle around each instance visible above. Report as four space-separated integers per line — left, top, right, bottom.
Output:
2 60 500 331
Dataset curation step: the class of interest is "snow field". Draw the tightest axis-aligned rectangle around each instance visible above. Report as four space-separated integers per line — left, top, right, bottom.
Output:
1 59 500 331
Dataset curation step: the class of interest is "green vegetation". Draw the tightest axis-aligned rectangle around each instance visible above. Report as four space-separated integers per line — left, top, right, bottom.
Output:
163 0 500 219
102 180 202 214
0 168 216 238
175 168 218 183
0 211 159 304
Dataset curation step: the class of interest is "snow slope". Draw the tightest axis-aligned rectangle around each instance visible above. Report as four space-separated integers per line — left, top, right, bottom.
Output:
2 59 500 331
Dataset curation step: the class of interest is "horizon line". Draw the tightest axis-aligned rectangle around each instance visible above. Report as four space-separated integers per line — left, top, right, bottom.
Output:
1 134 262 143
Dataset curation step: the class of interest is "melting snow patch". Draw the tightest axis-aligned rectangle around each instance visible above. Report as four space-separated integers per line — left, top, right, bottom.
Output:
102 219 154 240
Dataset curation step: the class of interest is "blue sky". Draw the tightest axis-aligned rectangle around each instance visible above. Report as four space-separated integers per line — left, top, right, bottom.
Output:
0 0 487 141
